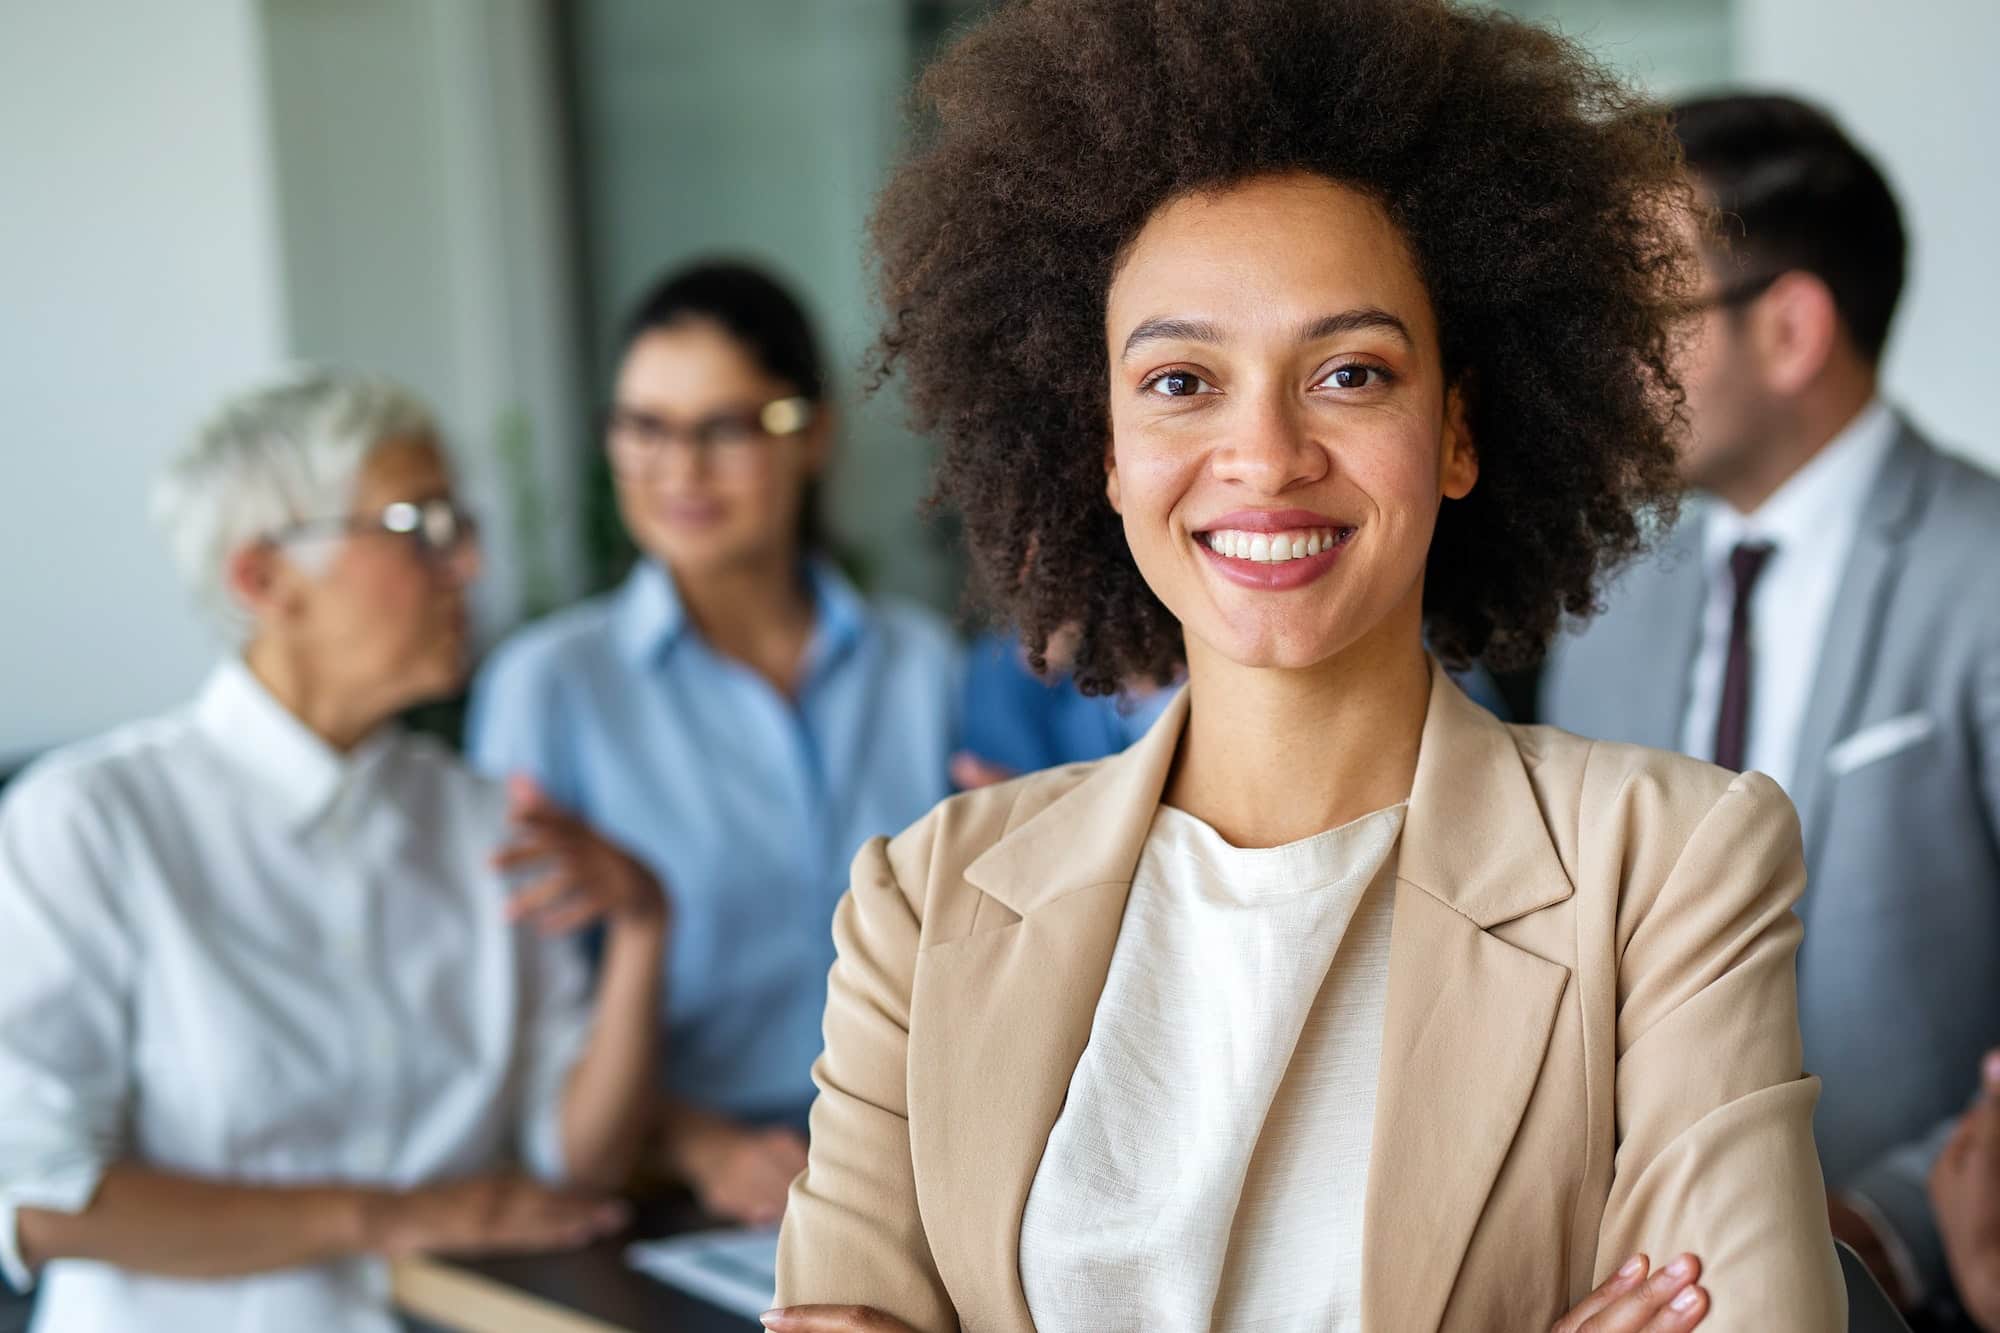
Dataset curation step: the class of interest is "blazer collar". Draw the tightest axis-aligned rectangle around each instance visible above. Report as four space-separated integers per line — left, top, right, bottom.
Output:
965 660 1572 928
930 660 1576 1330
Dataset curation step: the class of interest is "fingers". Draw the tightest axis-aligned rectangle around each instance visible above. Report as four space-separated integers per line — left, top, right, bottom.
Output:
1555 1254 1647 1331
1983 1047 2000 1097
761 1306 910 1332
506 773 557 818
505 871 577 924
1581 1254 1705 1333
949 751 1016 791
489 1192 630 1254
758 1128 811 1177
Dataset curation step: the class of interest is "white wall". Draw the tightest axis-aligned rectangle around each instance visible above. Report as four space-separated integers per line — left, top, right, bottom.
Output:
261 0 588 630
0 0 290 761
1737 0 2000 471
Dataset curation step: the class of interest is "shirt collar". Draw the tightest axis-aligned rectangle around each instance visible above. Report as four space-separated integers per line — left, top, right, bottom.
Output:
1702 397 1900 565
613 556 871 675
192 658 400 832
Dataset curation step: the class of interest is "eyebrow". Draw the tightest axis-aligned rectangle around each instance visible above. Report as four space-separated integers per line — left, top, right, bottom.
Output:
1119 307 1414 360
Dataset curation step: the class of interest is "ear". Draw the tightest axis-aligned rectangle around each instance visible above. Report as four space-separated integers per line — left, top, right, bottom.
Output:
1754 271 1841 397
1441 383 1478 501
1104 433 1123 514
223 540 299 626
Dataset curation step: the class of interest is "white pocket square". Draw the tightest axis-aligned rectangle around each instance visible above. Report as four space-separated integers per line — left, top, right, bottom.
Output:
1825 713 1937 778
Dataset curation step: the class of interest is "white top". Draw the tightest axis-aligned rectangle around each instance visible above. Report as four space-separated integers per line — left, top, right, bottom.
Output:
1019 800 1405 1332
1680 398 1899 792
0 661 594 1333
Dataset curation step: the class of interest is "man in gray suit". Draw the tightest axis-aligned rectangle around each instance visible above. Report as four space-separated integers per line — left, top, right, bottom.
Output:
1544 93 2000 1326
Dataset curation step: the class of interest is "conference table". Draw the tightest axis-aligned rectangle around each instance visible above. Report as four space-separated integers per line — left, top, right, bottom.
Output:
393 1196 762 1333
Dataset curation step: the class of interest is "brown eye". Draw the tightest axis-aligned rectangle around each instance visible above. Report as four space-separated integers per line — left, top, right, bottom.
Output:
1321 363 1391 390
1144 370 1214 397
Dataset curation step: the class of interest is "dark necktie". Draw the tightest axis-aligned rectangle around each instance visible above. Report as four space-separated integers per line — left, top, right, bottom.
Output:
1712 540 1777 772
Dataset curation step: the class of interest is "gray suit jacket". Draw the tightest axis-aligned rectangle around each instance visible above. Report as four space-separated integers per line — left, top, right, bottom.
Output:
1544 419 2000 1306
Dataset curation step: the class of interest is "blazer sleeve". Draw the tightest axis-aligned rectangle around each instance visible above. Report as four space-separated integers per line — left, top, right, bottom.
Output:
1594 769 1847 1329
776 832 958 1331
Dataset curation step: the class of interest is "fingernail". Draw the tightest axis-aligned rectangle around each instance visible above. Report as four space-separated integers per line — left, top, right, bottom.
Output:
1672 1285 1702 1311
759 1315 785 1330
1619 1254 1646 1279
1983 1049 2000 1088
1667 1255 1695 1279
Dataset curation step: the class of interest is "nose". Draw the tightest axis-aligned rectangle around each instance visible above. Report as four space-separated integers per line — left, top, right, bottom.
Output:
445 532 483 586
1207 388 1329 494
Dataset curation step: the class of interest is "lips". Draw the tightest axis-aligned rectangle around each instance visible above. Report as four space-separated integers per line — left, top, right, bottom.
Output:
1192 510 1357 590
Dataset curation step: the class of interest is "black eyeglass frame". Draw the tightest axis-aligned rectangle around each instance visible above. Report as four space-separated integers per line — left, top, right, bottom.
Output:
601 394 816 474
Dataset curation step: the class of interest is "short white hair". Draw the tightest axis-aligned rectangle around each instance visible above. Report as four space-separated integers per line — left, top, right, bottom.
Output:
152 366 438 635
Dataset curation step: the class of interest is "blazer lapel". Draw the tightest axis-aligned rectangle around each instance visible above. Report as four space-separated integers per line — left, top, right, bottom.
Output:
1789 425 1932 868
1362 668 1575 1330
907 690 1189 1328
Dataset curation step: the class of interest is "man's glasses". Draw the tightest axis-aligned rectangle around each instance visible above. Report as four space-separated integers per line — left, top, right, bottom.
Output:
604 395 814 476
270 498 480 558
1681 270 1784 315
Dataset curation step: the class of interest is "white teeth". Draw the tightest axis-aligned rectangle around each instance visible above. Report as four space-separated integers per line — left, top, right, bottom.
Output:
1202 526 1346 564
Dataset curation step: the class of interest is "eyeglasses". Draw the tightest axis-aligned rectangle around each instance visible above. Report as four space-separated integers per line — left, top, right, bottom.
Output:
270 498 480 558
604 395 815 476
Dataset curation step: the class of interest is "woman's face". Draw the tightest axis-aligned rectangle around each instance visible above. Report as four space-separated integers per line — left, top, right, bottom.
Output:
609 320 825 581
1104 172 1476 675
269 436 480 713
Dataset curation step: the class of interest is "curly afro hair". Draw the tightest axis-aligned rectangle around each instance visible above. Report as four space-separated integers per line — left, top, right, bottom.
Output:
871 0 1694 692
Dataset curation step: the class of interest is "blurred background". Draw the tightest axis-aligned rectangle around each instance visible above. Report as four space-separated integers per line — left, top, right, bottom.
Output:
3 0 1995 767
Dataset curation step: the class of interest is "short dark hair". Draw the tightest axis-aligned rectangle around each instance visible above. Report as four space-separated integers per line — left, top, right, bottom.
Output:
871 0 1693 690
616 259 830 553
1673 93 1907 364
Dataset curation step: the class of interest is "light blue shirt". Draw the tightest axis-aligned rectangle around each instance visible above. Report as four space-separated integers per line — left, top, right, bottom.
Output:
467 560 961 1124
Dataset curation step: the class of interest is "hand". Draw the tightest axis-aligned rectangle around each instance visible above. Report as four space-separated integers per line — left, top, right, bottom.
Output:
1552 1253 1708 1332
1828 1195 1910 1308
759 1307 918 1332
494 776 667 935
1932 1048 2000 1331
948 751 1016 791
370 1172 629 1258
666 1110 808 1227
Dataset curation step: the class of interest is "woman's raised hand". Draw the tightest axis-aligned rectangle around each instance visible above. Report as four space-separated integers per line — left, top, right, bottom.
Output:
494 775 668 935
1553 1253 1708 1332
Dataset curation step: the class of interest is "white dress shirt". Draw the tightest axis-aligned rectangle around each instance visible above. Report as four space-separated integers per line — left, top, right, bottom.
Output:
1680 399 1899 794
0 661 594 1333
1019 801 1404 1332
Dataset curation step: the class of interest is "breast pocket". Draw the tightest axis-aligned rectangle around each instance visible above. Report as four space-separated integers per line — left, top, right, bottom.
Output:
1824 712 1936 780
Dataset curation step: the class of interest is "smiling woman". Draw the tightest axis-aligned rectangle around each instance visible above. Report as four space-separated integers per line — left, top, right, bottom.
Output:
766 1 1847 1331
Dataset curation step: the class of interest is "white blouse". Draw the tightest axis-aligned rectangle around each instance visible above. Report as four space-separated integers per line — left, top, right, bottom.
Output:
1019 800 1404 1332
0 661 594 1333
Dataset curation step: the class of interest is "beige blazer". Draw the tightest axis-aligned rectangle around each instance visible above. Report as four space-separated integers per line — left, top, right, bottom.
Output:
777 664 1845 1330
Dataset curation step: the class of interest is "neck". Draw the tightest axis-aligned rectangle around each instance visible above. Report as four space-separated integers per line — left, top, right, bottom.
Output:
242 638 387 753
1165 613 1432 848
670 545 817 693
1715 374 1877 516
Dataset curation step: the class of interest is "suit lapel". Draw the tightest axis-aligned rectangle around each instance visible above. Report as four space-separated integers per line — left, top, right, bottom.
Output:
1362 669 1575 1330
1789 426 1932 867
908 690 1189 1327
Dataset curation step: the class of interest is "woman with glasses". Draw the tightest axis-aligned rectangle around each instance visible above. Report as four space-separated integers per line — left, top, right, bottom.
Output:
0 369 668 1332
468 261 960 1227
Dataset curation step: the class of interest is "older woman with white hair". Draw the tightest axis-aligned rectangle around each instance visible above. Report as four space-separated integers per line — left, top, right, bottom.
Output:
0 368 666 1332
